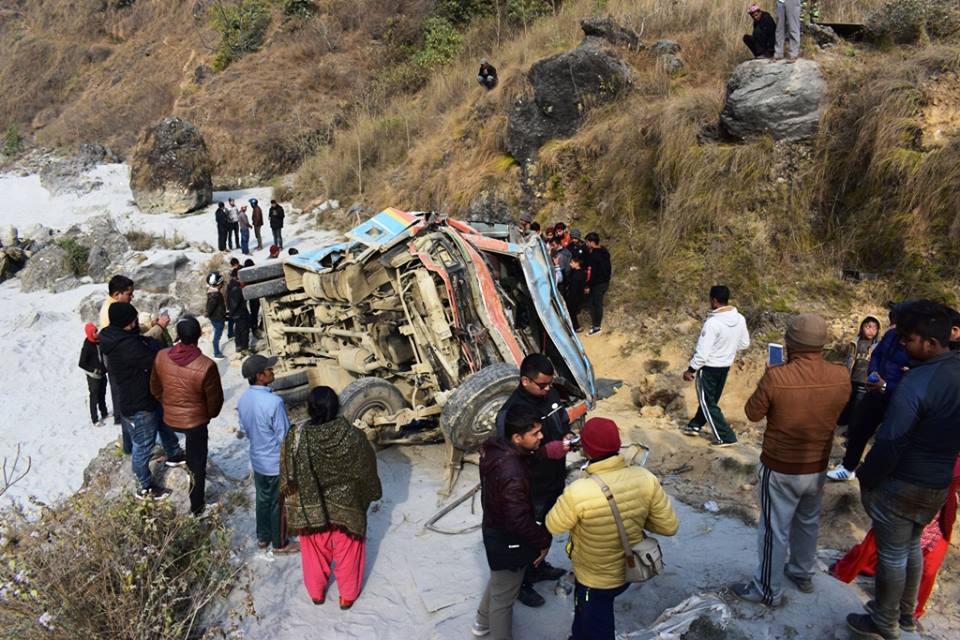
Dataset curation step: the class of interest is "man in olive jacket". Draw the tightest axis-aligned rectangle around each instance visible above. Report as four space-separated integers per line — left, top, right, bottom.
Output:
149 316 224 516
546 417 678 640
731 313 850 606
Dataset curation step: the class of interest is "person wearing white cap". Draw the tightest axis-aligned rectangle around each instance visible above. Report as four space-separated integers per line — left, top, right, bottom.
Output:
743 3 776 59
477 58 498 90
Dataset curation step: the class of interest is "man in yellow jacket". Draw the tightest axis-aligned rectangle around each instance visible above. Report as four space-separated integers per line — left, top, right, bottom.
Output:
546 417 679 640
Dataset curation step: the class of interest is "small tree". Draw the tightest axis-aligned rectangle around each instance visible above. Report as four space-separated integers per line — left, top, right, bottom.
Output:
4 124 23 156
209 0 272 71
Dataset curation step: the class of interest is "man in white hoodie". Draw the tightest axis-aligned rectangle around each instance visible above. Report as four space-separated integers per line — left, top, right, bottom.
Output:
681 285 751 447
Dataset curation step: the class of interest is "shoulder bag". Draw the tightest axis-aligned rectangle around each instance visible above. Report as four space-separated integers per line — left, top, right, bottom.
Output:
590 474 663 582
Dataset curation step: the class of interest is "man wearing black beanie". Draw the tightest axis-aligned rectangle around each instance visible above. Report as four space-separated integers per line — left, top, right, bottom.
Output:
100 302 185 501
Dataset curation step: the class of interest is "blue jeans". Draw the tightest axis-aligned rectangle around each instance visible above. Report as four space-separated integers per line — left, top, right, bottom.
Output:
572 580 629 640
863 480 948 636
240 228 250 254
271 227 282 249
130 409 182 490
211 320 225 357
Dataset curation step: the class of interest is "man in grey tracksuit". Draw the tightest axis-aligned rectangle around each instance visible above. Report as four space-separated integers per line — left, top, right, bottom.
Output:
775 0 802 61
681 285 750 446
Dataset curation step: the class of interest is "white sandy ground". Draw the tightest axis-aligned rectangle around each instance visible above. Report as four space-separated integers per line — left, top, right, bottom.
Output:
0 165 950 638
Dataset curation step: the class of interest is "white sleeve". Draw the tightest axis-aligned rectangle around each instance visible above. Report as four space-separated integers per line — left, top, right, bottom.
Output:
689 321 714 370
737 318 751 351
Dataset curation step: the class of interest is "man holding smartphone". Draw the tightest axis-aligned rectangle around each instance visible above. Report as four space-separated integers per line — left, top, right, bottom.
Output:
681 285 751 447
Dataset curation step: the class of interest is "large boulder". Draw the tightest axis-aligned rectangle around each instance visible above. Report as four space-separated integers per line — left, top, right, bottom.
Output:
580 16 642 50
124 252 191 293
506 40 633 162
719 59 826 142
129 117 213 214
18 244 71 292
82 214 131 281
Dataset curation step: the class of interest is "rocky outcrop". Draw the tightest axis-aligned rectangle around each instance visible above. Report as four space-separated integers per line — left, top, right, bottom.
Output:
124 252 191 293
467 191 512 224
719 59 826 142
83 214 131 281
506 39 633 163
580 16 642 50
37 144 119 196
18 244 71 292
129 117 213 214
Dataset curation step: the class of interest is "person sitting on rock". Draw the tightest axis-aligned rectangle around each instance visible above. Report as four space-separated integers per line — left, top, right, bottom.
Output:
743 3 776 59
477 58 498 90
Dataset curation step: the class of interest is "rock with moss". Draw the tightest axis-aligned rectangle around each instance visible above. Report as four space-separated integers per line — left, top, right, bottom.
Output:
720 59 826 142
129 117 213 214
580 16 643 50
507 38 633 162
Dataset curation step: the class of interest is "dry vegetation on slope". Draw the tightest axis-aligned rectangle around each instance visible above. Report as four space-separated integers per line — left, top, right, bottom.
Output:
293 0 960 315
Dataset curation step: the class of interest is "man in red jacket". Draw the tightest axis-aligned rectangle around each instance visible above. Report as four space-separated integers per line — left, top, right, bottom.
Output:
149 316 224 516
472 405 551 639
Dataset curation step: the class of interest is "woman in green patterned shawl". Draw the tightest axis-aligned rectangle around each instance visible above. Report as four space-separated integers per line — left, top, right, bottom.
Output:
281 386 382 608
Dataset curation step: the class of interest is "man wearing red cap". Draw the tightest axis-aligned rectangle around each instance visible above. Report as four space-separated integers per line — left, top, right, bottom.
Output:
546 417 678 640
730 313 849 607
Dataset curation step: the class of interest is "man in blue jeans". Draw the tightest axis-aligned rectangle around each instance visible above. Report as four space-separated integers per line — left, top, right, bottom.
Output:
99 301 185 500
847 301 960 639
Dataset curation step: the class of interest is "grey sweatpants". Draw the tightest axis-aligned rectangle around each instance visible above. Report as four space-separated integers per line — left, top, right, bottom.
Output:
476 567 525 639
775 0 802 59
751 463 825 604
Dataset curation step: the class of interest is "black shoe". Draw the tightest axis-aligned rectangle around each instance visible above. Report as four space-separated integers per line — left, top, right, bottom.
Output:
517 584 545 608
530 561 566 582
164 452 187 467
864 600 918 633
784 569 814 593
846 613 896 639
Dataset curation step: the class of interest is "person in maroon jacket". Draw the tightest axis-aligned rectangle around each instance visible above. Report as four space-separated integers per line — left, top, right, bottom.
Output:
472 404 552 639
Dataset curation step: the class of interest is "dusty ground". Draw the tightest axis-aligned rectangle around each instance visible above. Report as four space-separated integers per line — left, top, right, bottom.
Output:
204 329 958 639
579 330 960 639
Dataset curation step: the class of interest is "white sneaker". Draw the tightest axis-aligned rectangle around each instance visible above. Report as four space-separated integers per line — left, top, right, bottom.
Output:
827 464 855 481
471 620 490 637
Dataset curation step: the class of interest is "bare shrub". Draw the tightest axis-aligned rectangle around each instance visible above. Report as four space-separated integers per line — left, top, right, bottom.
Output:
0 488 249 639
125 229 156 250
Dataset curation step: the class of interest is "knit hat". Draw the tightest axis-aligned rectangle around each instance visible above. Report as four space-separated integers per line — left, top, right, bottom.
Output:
785 313 827 352
84 322 99 343
108 301 138 328
581 417 621 459
747 3 761 13
569 228 582 239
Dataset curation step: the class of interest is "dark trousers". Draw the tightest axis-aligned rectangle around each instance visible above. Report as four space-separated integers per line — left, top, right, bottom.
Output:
254 226 263 249
86 375 108 424
271 226 283 249
863 480 948 637
688 366 737 443
837 381 867 427
523 497 560 588
229 222 240 248
235 313 251 351
217 226 228 251
587 281 609 329
170 424 208 515
250 299 261 334
566 296 584 331
842 392 890 471
743 34 774 58
571 580 629 640
254 472 287 549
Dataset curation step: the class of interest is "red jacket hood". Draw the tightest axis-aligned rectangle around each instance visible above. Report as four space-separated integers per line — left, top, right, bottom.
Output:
168 343 203 366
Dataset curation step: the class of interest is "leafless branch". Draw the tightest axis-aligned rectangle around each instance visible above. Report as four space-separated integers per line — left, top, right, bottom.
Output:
1 443 32 498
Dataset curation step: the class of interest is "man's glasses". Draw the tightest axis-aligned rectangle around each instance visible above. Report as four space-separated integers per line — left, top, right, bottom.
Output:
525 378 553 390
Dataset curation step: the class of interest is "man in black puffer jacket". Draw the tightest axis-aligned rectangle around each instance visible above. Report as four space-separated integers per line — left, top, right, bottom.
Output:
226 264 252 355
473 404 551 639
495 353 572 607
99 302 185 501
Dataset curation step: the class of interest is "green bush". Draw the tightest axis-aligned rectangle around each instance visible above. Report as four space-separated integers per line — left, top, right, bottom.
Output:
0 491 245 639
4 124 23 157
55 237 90 276
209 0 272 71
283 0 316 18
506 0 551 28
412 16 464 70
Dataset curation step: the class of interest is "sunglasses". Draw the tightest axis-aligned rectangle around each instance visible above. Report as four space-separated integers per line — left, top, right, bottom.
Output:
524 377 553 390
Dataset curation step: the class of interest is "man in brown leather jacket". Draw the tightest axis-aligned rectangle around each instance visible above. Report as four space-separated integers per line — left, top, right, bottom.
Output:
731 313 850 606
149 316 224 516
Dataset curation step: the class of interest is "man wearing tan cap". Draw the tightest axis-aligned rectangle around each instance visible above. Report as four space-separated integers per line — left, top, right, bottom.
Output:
731 313 849 606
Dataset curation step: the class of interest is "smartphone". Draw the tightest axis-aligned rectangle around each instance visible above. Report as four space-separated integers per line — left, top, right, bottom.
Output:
768 343 784 366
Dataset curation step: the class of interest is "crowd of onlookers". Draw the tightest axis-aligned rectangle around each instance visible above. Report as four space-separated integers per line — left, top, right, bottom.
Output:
520 216 612 337
214 197 287 256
